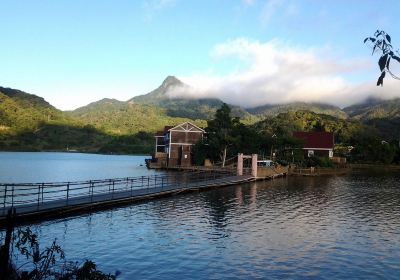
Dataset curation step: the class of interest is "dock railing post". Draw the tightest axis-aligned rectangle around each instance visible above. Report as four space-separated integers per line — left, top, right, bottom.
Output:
112 180 115 199
11 186 14 208
3 185 7 212
88 180 91 196
37 185 41 210
66 183 70 206
130 178 133 196
41 183 44 204
90 181 93 203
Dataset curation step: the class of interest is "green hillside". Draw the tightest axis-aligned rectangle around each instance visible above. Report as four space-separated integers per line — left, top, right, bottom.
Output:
68 98 206 135
248 102 348 119
343 97 400 120
343 97 400 140
253 110 372 144
0 86 69 131
0 87 155 153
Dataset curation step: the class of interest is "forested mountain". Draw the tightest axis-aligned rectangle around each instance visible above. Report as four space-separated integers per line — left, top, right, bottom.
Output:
0 86 68 131
131 76 251 120
0 87 155 153
343 97 400 120
247 102 348 119
68 97 206 135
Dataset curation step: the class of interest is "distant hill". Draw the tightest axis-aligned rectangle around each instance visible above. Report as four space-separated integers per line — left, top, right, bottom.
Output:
0 87 105 152
247 102 348 119
343 97 400 140
0 86 67 131
69 97 206 135
253 110 375 144
131 76 251 120
343 97 400 120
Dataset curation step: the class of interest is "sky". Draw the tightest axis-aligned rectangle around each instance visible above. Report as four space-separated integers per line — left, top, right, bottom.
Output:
1 0 400 110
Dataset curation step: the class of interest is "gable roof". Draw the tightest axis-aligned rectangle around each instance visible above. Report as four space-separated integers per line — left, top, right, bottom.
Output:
293 132 334 149
168 122 205 133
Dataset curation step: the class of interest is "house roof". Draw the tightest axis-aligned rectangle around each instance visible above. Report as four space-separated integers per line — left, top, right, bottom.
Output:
293 132 334 149
154 122 205 137
168 122 205 133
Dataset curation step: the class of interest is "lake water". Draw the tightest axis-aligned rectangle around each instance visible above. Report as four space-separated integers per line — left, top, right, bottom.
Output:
0 152 155 183
1 153 400 279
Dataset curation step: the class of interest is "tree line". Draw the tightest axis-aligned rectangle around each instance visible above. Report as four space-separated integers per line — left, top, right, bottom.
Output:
194 104 400 166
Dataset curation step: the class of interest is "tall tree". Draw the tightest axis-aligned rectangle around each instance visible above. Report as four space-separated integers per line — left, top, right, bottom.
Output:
364 30 400 86
205 103 240 166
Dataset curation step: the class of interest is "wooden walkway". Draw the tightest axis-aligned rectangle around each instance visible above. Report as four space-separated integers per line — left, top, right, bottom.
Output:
0 170 255 226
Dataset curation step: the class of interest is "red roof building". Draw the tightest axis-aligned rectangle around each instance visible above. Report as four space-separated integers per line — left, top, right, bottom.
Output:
293 132 334 158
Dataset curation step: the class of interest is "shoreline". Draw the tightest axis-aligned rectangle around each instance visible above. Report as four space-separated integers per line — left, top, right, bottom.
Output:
0 150 151 156
350 163 400 170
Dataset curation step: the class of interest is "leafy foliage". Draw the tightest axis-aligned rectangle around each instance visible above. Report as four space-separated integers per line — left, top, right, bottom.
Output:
7 227 116 279
253 110 372 144
364 30 400 86
194 104 266 165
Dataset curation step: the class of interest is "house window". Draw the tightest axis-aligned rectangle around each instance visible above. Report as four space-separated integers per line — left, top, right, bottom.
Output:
308 150 314 157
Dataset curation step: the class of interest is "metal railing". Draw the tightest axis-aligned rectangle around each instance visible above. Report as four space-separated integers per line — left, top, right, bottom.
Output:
0 168 238 217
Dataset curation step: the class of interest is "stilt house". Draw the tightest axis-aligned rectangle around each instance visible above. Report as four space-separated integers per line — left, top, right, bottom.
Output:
150 122 205 168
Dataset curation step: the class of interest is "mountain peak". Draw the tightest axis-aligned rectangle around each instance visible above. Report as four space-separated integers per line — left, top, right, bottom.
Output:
161 76 182 88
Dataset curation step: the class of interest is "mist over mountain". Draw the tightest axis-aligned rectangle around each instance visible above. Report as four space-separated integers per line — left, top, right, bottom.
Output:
130 76 251 120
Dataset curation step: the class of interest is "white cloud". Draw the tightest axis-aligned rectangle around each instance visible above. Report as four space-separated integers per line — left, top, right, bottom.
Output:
167 38 400 108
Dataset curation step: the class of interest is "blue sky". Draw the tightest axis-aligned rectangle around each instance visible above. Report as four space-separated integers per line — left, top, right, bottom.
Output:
1 0 399 110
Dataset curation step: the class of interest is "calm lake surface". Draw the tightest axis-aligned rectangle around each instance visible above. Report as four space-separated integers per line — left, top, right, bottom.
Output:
1 153 400 279
0 152 155 183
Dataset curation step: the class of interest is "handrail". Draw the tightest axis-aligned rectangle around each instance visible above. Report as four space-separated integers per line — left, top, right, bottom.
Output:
0 167 239 216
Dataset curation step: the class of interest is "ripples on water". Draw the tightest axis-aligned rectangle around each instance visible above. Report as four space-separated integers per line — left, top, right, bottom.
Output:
7 169 400 279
